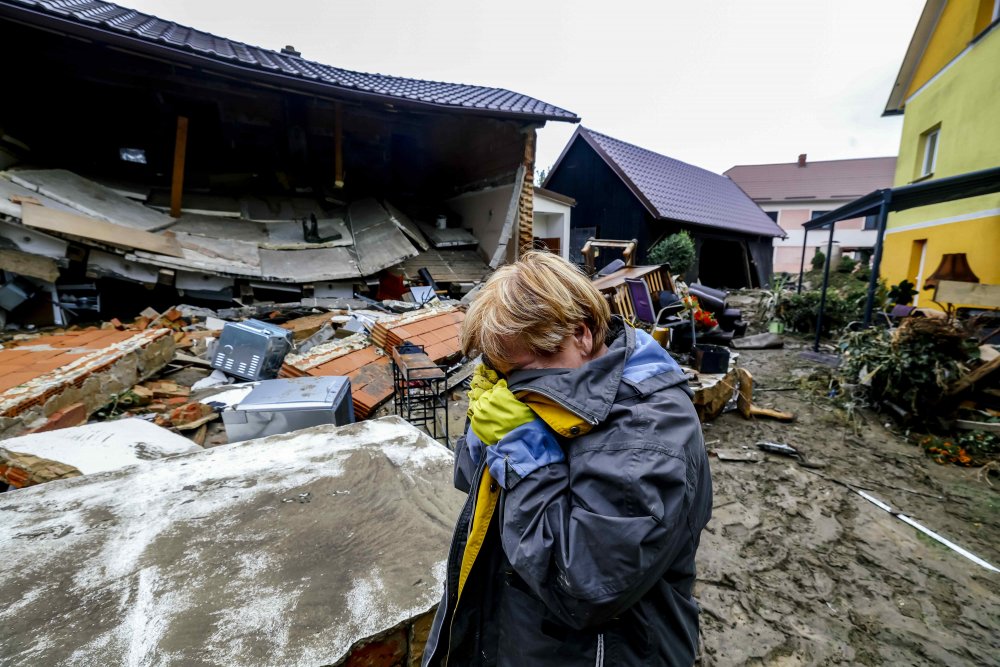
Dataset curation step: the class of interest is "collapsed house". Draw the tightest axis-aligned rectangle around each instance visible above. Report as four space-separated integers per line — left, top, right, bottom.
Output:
0 0 578 326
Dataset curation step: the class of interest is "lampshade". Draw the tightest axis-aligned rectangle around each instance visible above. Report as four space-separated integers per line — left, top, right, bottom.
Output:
922 253 979 290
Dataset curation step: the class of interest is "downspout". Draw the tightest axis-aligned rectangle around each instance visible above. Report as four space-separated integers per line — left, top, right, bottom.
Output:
862 191 893 326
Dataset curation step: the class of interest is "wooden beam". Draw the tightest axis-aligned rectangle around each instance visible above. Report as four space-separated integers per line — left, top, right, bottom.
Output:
170 116 189 218
334 104 344 189
0 249 59 282
21 204 183 258
946 355 1000 396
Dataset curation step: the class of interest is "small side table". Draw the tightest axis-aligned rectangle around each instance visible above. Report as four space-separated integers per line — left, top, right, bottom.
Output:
391 344 449 444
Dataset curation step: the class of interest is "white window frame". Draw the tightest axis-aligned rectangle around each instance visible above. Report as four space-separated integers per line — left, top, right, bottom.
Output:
920 128 939 177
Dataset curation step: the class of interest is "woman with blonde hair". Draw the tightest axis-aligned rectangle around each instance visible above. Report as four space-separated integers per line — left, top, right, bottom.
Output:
422 251 712 666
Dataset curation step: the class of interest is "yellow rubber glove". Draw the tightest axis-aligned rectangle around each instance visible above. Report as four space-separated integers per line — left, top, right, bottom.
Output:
469 379 536 445
466 364 500 410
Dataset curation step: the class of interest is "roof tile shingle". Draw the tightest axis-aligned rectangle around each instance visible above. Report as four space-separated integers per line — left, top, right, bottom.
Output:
6 0 578 121
575 128 784 238
724 157 897 202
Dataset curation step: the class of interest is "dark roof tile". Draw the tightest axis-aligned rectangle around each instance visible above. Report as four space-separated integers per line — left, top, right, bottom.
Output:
571 128 784 238
4 0 578 122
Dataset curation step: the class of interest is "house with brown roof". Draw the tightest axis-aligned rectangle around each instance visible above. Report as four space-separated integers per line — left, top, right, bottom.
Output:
0 0 578 320
544 127 784 288
725 155 897 274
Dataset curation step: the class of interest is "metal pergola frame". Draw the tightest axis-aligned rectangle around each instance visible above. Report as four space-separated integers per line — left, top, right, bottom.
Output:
797 166 1000 351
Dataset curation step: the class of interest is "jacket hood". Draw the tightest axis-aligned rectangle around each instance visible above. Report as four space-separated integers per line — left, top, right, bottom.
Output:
506 318 686 426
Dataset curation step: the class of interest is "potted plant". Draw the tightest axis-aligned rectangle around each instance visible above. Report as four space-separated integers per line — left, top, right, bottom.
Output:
761 273 789 333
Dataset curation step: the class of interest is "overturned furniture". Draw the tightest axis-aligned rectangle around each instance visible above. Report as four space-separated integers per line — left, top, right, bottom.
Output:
0 417 465 666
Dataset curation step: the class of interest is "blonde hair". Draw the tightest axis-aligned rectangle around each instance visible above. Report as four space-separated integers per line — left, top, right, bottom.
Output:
462 250 611 366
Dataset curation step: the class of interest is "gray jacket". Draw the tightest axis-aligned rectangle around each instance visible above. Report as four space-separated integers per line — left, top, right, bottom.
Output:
423 320 713 666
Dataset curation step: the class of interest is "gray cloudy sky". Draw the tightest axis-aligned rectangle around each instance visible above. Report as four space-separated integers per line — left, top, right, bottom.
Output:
117 0 925 174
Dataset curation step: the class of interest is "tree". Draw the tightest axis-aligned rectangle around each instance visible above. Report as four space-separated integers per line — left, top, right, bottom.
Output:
648 231 696 274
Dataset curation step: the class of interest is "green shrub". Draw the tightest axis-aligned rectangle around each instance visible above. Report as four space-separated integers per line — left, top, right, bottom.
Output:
648 231 696 274
810 249 826 271
839 320 977 418
836 256 857 273
778 289 865 334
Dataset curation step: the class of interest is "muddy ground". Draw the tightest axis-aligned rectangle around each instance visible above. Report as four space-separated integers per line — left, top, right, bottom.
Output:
696 343 999 666
192 338 998 665
426 343 999 666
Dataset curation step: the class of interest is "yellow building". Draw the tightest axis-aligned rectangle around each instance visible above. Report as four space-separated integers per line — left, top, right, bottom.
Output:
881 0 1000 308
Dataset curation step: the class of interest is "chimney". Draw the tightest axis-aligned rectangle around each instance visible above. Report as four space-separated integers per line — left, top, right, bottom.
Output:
797 153 807 167
281 45 301 57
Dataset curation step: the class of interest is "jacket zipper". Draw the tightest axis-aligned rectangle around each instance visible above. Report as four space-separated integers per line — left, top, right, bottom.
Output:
513 384 600 426
595 633 605 667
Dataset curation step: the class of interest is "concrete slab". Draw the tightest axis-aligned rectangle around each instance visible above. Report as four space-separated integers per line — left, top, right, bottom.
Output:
0 417 463 667
9 169 174 232
0 418 201 478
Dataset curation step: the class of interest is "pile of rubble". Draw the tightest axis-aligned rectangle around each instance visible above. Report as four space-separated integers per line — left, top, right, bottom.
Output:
0 293 469 491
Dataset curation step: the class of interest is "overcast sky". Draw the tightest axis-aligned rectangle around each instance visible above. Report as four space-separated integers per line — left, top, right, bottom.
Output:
116 0 925 175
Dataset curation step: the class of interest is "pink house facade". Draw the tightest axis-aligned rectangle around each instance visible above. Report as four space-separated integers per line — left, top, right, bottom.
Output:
725 155 897 274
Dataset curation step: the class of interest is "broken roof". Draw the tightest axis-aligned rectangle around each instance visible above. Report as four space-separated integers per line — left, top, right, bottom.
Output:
0 0 578 122
724 157 897 203
550 127 784 238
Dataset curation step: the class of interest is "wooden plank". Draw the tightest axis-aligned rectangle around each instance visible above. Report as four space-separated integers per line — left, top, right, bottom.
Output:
8 170 174 232
935 280 1000 309
946 355 1000 396
21 203 183 258
590 265 660 292
334 104 344 189
170 116 189 218
0 248 59 282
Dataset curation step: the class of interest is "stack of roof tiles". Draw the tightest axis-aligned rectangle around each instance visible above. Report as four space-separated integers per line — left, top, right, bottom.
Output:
0 328 174 437
370 308 465 364
281 307 465 419
281 338 392 420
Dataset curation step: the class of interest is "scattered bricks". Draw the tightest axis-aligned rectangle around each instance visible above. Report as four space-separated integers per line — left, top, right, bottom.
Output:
27 402 87 434
0 450 81 488
163 308 183 322
133 316 151 330
164 402 216 430
344 628 407 667
144 381 190 399
110 318 125 330
140 307 161 320
131 385 154 403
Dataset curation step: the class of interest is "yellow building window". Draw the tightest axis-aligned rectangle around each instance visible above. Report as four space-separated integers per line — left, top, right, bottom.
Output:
918 126 940 179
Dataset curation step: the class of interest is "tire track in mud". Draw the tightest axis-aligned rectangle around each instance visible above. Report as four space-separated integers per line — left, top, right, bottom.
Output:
695 347 1000 666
